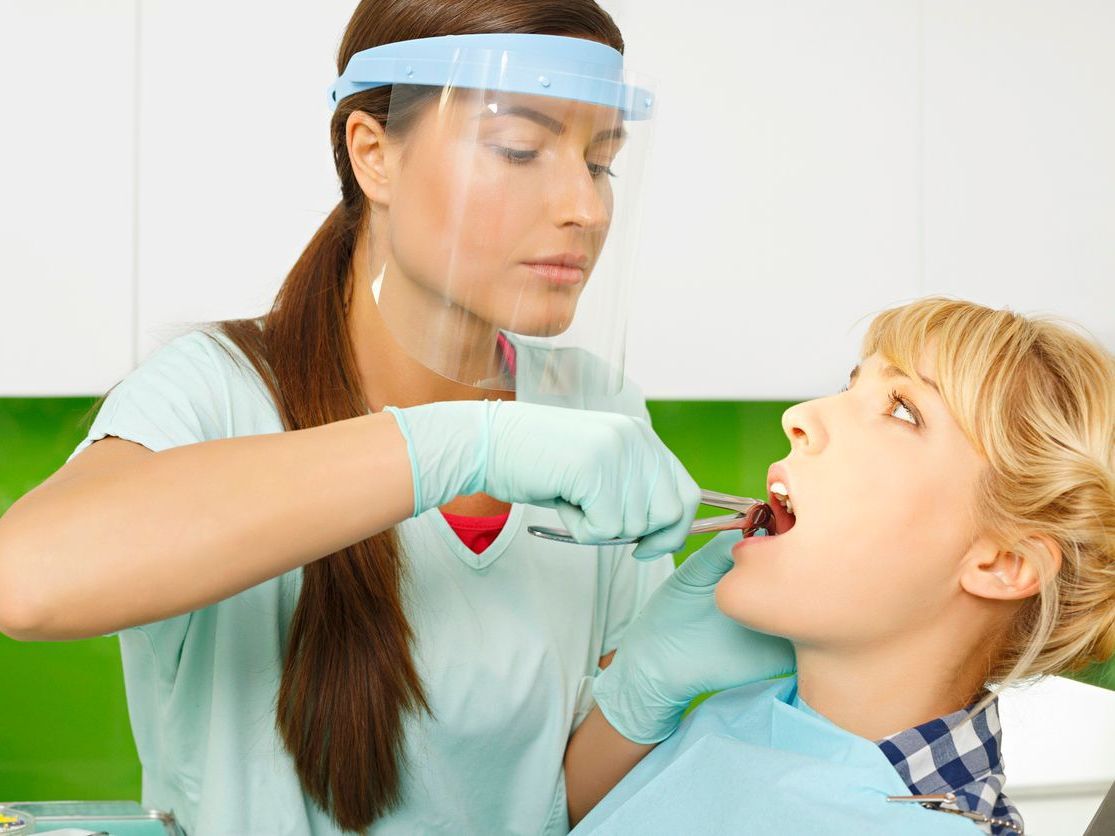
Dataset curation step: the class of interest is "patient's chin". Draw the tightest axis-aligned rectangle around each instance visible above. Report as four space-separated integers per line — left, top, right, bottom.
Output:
715 572 767 627
715 565 809 641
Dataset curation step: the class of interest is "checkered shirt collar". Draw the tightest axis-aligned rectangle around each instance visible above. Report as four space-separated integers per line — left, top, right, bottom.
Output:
876 695 1024 835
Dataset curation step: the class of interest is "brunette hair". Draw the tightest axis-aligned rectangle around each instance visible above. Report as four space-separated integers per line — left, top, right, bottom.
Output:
215 0 623 830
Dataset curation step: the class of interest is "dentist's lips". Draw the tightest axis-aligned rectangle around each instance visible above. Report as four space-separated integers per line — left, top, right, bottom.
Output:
523 253 588 286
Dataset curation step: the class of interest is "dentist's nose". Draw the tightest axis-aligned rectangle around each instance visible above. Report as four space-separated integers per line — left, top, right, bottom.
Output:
552 159 611 231
781 400 828 455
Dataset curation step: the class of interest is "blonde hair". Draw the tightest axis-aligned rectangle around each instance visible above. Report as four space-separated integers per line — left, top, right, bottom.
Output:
863 297 1115 689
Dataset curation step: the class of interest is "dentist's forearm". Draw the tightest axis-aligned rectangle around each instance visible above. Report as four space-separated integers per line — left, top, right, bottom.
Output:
563 706 655 826
0 413 414 640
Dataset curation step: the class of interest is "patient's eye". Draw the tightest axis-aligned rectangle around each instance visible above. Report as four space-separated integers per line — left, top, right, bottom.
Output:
888 390 921 426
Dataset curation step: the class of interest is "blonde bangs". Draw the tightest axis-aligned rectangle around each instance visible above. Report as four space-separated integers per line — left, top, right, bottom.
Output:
862 298 1036 461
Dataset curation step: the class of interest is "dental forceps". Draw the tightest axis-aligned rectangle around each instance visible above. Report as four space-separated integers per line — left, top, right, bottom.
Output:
527 490 773 546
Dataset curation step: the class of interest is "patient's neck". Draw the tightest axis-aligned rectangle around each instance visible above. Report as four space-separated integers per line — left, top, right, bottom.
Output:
792 625 992 741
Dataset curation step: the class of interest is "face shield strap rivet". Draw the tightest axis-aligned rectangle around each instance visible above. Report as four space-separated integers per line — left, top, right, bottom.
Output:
538 75 551 88
405 65 415 77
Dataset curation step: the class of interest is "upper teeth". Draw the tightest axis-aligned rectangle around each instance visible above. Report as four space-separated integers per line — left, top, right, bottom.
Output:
770 480 794 516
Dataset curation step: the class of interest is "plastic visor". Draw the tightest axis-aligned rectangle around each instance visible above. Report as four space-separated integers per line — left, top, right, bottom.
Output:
333 34 655 398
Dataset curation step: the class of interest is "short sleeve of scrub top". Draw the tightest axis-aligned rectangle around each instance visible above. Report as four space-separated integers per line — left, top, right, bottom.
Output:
66 329 673 836
67 330 280 658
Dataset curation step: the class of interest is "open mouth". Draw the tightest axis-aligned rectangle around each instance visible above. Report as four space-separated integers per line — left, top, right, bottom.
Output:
767 480 798 535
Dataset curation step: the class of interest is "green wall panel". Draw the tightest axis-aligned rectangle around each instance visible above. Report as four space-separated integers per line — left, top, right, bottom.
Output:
0 635 139 799
0 398 98 513
0 397 140 801
646 401 794 562
1 396 1111 802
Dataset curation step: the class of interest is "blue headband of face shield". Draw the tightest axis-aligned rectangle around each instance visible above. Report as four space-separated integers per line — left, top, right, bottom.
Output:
328 33 654 120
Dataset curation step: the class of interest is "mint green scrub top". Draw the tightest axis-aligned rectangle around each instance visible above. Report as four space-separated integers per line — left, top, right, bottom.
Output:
68 331 673 835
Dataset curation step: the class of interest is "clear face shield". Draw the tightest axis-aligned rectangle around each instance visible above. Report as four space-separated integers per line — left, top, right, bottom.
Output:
330 34 655 399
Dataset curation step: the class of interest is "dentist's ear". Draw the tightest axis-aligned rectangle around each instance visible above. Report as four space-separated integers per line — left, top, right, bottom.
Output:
961 535 1062 601
347 111 393 205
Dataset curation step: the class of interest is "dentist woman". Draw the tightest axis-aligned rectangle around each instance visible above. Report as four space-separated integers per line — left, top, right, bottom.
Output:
0 1 791 833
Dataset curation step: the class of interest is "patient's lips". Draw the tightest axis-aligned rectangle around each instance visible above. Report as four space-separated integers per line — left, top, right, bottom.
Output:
766 469 798 536
731 466 798 556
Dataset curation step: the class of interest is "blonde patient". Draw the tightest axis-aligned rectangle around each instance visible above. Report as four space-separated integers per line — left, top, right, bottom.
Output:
572 298 1115 835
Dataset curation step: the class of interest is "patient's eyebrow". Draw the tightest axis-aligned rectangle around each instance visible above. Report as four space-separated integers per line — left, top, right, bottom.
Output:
846 365 861 387
881 363 940 394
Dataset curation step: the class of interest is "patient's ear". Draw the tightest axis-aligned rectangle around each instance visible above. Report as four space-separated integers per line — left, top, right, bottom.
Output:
960 535 1061 601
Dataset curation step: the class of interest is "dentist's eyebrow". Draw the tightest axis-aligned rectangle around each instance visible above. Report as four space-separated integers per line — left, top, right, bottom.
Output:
881 364 940 394
591 124 627 143
481 104 564 134
480 104 626 143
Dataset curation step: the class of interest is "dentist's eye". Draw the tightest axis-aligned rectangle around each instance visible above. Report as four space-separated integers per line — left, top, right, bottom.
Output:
587 161 616 178
887 390 921 427
493 146 539 164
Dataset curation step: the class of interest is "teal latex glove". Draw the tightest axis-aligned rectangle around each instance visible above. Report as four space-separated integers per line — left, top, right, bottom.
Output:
592 531 797 743
386 400 700 559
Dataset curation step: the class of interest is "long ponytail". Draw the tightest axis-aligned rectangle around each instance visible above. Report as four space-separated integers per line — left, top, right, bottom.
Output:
216 0 625 829
219 195 428 828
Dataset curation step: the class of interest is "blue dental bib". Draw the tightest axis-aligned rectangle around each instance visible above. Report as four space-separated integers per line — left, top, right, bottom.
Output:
574 677 980 835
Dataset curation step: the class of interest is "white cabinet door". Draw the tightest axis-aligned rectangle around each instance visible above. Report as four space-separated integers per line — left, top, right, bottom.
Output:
922 0 1115 349
999 676 1115 830
605 0 923 400
135 0 359 356
0 1 137 396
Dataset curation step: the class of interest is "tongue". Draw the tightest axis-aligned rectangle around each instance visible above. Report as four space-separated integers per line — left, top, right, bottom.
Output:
768 496 796 535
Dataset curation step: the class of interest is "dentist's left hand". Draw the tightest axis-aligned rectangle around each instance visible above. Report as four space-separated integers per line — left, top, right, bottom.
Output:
592 531 797 744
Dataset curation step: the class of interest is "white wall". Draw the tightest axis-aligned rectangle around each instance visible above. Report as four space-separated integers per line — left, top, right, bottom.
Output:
133 1 358 352
998 676 1114 834
0 0 138 395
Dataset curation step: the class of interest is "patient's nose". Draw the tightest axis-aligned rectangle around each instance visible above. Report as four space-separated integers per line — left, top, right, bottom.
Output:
781 400 828 455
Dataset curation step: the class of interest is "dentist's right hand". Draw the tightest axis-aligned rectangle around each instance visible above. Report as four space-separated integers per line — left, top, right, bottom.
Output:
386 400 700 560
